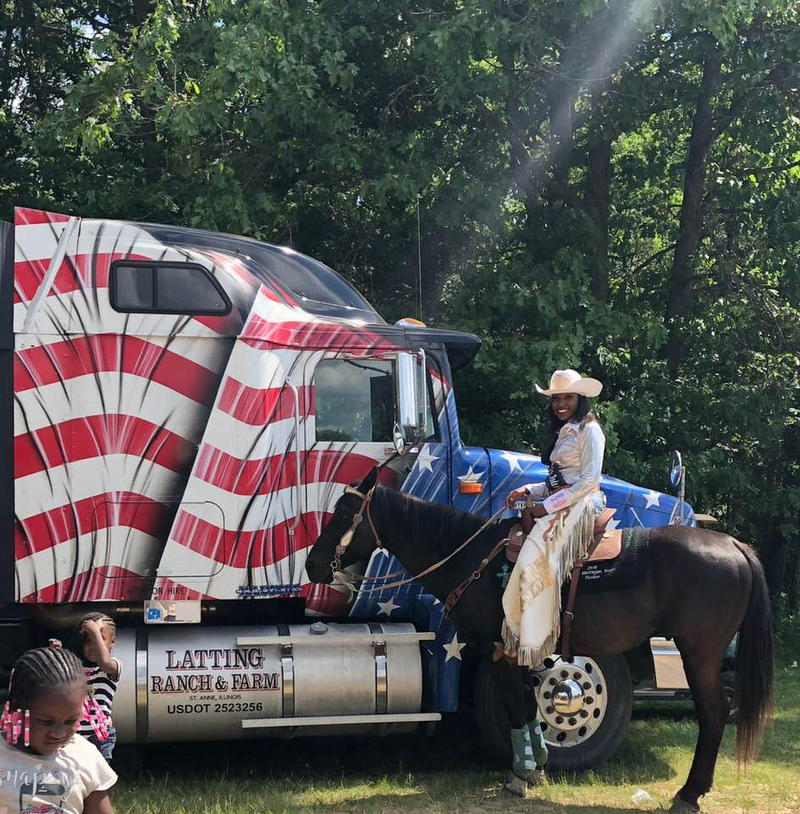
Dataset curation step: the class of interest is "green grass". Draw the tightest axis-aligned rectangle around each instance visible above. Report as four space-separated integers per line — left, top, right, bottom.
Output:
113 664 800 813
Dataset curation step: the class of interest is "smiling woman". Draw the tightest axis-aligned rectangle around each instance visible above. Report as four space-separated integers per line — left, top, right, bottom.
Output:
500 369 607 669
505 368 606 520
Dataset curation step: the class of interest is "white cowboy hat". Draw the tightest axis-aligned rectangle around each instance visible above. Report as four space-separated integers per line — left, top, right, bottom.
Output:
535 369 602 398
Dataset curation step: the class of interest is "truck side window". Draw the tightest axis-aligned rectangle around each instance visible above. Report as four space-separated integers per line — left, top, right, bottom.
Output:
314 359 395 442
110 261 230 315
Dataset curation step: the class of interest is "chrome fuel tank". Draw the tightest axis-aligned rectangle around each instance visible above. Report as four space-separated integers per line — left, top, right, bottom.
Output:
114 623 437 743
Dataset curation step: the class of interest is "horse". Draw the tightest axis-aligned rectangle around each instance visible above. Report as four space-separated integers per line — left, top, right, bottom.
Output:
304 467 774 812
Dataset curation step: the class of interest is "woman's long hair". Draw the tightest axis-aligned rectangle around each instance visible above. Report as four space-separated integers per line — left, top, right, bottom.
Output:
540 395 598 465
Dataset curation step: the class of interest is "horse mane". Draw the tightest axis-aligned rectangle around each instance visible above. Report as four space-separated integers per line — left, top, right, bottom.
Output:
372 485 489 558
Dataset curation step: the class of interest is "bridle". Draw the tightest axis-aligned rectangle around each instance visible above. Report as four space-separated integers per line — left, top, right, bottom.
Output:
331 484 383 575
329 483 507 601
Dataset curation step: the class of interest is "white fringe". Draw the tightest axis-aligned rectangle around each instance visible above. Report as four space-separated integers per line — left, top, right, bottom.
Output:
502 499 595 668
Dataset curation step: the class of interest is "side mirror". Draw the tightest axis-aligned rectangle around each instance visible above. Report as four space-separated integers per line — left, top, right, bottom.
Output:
392 422 406 455
669 450 683 487
396 349 428 440
669 450 686 525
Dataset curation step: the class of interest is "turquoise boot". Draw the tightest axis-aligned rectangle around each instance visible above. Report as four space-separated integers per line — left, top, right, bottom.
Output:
510 726 536 779
528 717 549 769
526 717 548 785
505 726 536 796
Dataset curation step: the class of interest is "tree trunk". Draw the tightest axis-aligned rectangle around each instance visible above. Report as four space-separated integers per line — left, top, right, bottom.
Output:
587 137 611 301
763 524 788 604
134 0 154 25
548 75 575 194
586 74 611 303
664 49 722 376
788 544 799 613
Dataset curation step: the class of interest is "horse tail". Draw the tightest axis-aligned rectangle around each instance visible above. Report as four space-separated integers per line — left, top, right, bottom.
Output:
732 540 775 766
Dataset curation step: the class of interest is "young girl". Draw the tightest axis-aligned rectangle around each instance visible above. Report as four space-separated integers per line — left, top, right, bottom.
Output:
76 613 120 761
0 646 116 813
48 613 120 762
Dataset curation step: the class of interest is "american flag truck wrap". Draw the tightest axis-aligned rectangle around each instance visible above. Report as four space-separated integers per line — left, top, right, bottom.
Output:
0 208 693 759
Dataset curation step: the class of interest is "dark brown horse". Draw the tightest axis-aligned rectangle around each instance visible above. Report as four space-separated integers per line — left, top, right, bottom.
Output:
305 468 774 812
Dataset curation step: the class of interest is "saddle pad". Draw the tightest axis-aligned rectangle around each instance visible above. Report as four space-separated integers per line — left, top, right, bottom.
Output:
573 528 651 594
505 522 622 565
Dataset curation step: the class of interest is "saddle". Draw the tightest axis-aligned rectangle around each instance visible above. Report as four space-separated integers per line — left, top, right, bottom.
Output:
503 507 621 662
505 508 620 565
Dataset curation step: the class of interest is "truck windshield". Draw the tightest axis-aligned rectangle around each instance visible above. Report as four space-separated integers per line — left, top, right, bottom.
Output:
244 245 380 322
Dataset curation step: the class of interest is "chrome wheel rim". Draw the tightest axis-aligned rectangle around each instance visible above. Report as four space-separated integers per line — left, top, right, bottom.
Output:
533 656 608 748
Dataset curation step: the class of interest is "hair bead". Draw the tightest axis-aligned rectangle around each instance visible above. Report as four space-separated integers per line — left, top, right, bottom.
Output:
2 647 88 747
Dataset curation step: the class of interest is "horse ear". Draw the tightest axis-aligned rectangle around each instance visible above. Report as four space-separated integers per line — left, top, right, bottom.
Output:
357 466 379 493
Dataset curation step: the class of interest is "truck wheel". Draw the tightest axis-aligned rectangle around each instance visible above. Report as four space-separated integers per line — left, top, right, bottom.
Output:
473 659 514 763
474 654 632 770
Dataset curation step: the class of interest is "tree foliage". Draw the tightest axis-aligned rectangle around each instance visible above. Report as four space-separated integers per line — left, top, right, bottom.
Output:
2 0 800 607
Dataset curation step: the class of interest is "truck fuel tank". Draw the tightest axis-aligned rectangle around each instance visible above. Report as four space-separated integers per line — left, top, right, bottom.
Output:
113 622 439 743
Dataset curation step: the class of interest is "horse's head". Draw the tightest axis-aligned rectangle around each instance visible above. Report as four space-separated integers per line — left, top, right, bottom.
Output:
305 467 381 584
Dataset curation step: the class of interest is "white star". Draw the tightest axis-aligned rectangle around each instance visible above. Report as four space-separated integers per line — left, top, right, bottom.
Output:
500 450 525 473
443 633 467 662
458 465 484 483
644 490 661 509
605 517 620 532
377 597 400 616
415 445 439 474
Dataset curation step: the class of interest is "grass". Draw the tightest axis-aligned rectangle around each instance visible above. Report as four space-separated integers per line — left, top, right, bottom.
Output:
112 662 800 813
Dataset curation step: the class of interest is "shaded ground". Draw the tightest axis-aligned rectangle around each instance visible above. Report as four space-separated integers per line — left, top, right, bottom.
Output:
113 665 799 813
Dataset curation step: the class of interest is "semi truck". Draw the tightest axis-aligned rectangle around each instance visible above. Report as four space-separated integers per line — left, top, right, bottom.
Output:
0 207 698 767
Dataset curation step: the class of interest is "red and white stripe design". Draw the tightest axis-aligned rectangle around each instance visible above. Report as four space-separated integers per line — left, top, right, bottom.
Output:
13 208 399 605
13 209 242 601
13 207 250 338
151 287 396 599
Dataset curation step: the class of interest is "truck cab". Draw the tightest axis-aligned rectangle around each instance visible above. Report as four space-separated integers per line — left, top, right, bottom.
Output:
0 208 693 761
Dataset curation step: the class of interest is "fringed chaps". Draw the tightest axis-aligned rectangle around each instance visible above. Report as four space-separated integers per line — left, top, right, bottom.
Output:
501 497 595 667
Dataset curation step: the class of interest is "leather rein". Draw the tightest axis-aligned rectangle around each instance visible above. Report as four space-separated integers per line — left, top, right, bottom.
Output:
331 485 507 601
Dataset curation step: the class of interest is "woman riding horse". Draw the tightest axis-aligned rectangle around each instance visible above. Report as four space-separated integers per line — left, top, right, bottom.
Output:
502 369 605 669
506 368 605 519
305 415 774 811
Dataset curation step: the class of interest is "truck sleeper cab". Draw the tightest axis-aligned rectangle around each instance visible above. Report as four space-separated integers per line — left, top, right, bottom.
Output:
0 208 694 764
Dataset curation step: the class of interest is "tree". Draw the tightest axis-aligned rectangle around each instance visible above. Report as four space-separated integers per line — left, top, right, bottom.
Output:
6 0 800 607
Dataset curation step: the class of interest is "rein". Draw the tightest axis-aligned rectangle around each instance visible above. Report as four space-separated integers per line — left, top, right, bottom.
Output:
331 485 507 596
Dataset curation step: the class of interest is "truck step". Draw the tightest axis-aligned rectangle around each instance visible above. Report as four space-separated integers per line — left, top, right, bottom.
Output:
242 712 442 729
235 632 436 646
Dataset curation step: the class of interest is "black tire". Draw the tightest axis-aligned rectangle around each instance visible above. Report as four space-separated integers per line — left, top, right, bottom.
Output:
474 654 632 770
473 659 515 763
112 744 144 776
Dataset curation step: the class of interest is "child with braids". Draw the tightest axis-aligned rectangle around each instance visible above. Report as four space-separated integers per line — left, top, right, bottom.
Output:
77 613 119 761
50 613 120 761
0 646 116 813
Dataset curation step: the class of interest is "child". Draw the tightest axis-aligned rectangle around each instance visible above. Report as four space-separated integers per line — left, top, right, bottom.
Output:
49 612 120 761
0 646 116 813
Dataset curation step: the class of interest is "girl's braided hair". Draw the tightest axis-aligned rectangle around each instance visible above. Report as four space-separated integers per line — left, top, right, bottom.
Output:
8 647 87 710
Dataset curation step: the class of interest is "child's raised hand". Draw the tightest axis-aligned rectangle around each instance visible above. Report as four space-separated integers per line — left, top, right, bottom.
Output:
81 618 102 636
